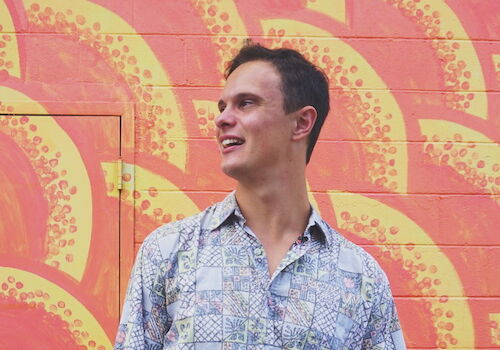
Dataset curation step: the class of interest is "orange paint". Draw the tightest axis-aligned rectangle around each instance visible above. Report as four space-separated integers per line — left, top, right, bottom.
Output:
0 0 498 348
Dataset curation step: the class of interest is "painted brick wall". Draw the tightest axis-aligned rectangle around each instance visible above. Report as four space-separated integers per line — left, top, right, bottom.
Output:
0 0 498 348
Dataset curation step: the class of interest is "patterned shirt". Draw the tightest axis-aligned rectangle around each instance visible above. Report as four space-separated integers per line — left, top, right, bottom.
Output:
115 192 406 349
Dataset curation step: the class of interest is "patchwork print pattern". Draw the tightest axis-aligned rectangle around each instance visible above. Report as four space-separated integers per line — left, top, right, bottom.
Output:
115 193 405 349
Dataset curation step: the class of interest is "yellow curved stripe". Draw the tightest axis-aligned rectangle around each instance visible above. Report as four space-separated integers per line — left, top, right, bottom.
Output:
192 99 218 137
135 164 200 218
0 0 21 77
420 119 499 201
262 19 408 192
0 87 92 281
305 0 346 24
328 192 474 348
417 0 486 119
0 267 112 349
0 86 47 113
189 0 248 77
101 162 200 220
22 0 187 170
419 119 496 144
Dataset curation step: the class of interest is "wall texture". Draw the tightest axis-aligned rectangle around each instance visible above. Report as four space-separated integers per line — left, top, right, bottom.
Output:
0 0 499 349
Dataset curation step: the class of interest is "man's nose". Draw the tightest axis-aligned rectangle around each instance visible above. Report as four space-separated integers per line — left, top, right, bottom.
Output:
215 108 236 129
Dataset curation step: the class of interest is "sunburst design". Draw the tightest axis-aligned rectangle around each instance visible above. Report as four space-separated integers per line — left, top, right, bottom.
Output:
0 267 112 349
381 0 487 118
23 0 188 169
0 87 92 281
0 0 497 348
420 120 499 203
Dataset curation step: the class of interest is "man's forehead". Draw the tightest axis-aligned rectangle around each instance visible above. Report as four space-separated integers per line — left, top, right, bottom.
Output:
220 61 281 100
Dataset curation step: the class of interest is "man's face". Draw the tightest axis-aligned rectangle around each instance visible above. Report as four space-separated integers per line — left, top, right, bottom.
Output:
216 60 294 179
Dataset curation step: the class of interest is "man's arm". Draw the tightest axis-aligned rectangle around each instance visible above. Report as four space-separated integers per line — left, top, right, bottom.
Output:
114 234 169 349
362 280 406 349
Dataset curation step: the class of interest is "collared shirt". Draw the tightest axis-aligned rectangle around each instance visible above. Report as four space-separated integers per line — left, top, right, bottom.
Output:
115 192 406 349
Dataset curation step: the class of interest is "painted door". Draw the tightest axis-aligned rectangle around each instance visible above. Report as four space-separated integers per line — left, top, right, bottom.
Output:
0 114 120 349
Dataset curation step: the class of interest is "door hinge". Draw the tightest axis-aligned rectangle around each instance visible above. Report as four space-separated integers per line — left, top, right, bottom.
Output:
116 158 123 191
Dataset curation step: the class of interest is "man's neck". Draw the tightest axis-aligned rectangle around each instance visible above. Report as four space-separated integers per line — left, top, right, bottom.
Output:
234 171 310 243
233 168 310 275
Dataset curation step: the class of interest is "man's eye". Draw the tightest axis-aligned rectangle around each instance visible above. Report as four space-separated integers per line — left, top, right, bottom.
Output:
218 105 226 113
240 100 253 108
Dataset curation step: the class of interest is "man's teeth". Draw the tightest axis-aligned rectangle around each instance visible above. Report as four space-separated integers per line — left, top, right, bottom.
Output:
222 138 243 147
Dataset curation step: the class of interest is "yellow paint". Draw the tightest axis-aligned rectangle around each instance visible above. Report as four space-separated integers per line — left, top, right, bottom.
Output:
420 119 499 202
0 0 21 77
0 87 92 282
139 190 201 223
121 161 135 192
262 19 408 192
101 161 134 203
134 165 200 218
0 86 48 113
101 162 200 220
493 54 500 77
410 0 487 119
32 116 93 280
189 0 248 77
419 119 495 143
490 313 500 345
328 192 474 348
0 267 113 349
22 0 187 170
305 0 346 24
100 161 121 197
192 99 218 136
136 163 183 192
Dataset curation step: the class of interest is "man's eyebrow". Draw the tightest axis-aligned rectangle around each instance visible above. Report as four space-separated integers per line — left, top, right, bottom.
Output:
218 92 262 110
235 92 261 101
220 92 261 104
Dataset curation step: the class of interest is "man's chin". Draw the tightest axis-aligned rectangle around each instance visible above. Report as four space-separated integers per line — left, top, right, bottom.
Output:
220 162 245 180
221 164 237 178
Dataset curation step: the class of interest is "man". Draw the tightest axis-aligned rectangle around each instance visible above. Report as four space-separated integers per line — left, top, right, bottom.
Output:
115 42 406 349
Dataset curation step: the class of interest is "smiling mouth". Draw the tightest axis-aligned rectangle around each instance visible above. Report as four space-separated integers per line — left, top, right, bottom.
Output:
221 138 244 148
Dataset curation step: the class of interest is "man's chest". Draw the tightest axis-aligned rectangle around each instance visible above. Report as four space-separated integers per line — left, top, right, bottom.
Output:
159 239 372 349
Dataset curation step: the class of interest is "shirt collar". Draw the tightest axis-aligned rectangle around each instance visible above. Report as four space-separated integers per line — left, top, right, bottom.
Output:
208 191 240 231
306 206 336 247
208 191 337 248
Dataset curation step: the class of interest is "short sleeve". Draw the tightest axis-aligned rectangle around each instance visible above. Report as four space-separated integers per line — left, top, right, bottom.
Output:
114 234 169 349
362 280 406 349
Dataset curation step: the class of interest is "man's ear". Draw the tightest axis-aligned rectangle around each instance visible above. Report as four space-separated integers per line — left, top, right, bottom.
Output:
291 106 317 141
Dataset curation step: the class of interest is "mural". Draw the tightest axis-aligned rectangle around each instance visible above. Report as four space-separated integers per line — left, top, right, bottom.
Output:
0 0 498 348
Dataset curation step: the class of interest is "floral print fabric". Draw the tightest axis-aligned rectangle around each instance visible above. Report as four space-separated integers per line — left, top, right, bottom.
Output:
115 192 406 349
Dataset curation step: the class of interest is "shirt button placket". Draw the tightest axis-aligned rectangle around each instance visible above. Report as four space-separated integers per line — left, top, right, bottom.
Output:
248 244 270 340
251 246 269 293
